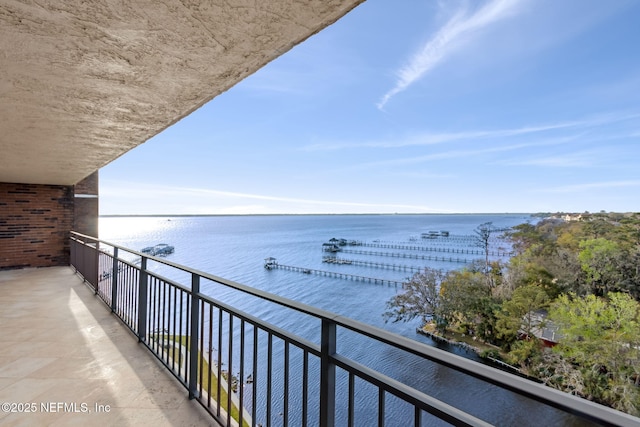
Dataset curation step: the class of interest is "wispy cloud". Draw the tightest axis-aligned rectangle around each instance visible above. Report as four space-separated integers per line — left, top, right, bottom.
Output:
302 123 570 152
301 112 640 152
377 0 524 109
501 150 598 167
101 181 443 213
349 135 580 170
539 180 640 194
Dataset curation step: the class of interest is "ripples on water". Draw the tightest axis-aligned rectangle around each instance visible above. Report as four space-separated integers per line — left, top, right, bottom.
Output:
100 214 594 426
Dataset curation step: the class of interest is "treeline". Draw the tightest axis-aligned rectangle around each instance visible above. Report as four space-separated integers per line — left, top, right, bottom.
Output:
384 214 640 416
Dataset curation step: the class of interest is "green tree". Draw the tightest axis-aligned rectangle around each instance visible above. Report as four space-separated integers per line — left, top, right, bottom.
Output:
495 285 550 358
506 254 561 300
507 222 545 255
578 238 624 296
549 293 640 415
383 268 444 325
619 213 640 248
437 270 492 336
582 215 615 239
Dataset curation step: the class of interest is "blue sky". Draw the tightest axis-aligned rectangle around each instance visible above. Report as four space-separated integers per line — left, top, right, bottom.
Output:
100 0 640 215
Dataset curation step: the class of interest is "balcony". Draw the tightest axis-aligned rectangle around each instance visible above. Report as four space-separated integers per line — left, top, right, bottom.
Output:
1 232 637 426
0 266 218 426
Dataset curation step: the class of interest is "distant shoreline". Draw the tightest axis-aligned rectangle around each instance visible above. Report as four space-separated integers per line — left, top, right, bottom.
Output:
100 212 535 218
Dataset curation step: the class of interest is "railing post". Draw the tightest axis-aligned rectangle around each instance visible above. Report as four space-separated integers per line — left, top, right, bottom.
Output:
78 237 85 278
320 318 336 427
92 237 99 292
111 247 119 312
70 234 77 271
93 239 99 295
137 257 148 342
189 273 201 399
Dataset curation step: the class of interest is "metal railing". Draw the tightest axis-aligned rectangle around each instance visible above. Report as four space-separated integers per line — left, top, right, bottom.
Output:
69 231 639 427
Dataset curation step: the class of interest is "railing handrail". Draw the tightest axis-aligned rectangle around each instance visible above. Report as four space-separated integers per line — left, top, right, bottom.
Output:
70 231 640 427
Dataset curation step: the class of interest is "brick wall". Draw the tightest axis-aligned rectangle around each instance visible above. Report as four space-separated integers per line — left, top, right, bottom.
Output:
74 171 98 195
0 183 74 269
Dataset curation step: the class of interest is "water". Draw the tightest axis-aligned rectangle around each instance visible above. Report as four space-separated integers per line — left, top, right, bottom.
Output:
99 214 591 426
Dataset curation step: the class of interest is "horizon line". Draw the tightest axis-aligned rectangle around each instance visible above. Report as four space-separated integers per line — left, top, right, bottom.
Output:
99 212 543 218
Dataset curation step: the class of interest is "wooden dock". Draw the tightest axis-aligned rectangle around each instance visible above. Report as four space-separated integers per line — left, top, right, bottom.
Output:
264 258 403 287
340 248 474 263
359 242 512 257
323 256 466 270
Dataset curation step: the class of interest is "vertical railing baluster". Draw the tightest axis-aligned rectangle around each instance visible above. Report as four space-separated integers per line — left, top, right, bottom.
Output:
111 248 118 312
302 351 308 427
188 273 200 399
178 289 183 378
150 277 156 351
227 314 233 427
378 388 385 427
348 373 355 427
185 292 191 386
217 308 223 417
70 235 76 270
252 327 258 427
131 267 136 329
161 280 167 362
91 237 99 289
87 238 97 294
207 303 213 408
320 319 336 427
414 406 421 427
130 267 135 328
137 257 148 341
119 265 124 317
267 333 273 427
200 301 206 401
283 341 289 427
239 319 245 427
172 286 177 372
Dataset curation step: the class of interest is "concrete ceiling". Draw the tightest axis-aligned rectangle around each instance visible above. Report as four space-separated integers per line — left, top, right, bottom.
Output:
0 0 364 185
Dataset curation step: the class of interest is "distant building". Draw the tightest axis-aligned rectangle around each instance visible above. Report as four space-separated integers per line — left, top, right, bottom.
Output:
521 310 560 347
562 214 583 222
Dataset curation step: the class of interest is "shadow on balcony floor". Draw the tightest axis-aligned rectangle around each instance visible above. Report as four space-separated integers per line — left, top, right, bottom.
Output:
0 266 219 426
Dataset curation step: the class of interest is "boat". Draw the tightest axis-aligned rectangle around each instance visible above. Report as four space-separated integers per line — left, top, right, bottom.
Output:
322 243 341 252
141 243 175 256
421 230 450 238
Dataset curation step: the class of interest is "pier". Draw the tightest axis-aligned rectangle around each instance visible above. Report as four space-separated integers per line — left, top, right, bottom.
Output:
359 242 512 257
264 258 403 287
323 256 467 270
340 249 474 263
419 233 509 242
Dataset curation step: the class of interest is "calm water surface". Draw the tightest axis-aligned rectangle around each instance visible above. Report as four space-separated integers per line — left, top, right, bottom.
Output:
100 214 592 426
